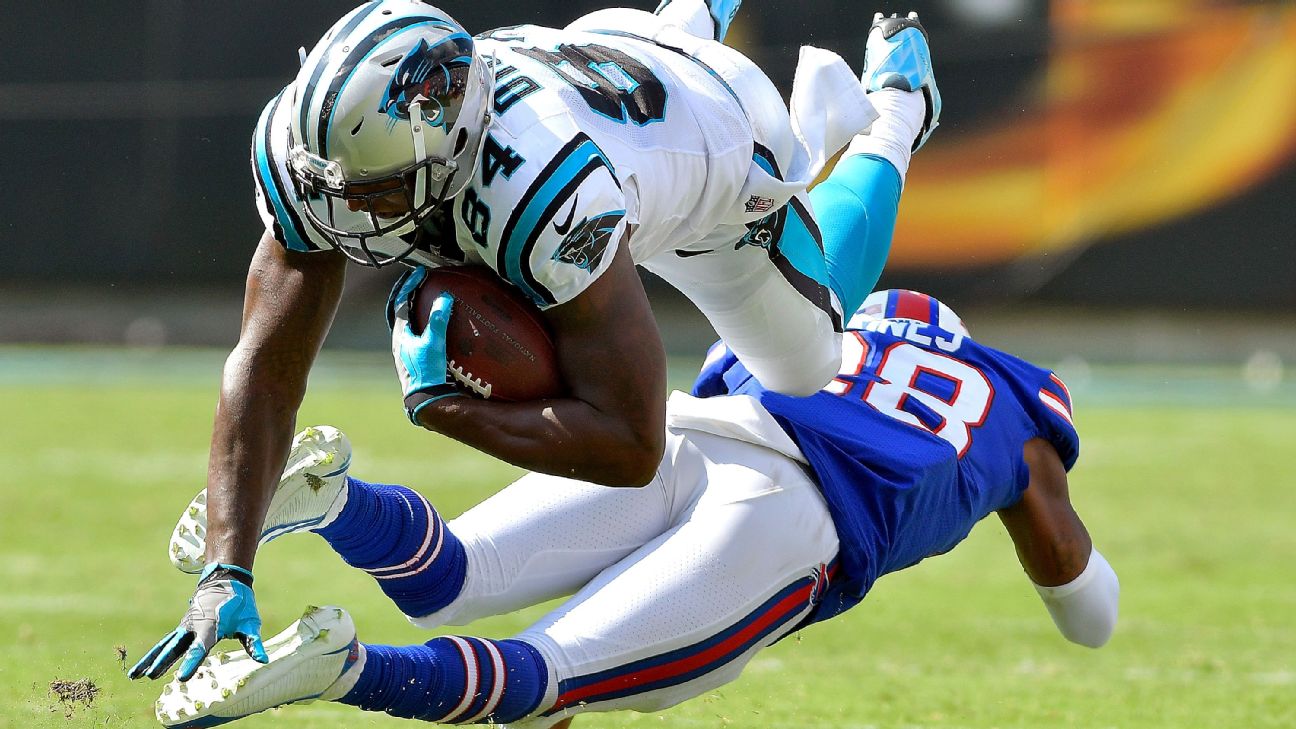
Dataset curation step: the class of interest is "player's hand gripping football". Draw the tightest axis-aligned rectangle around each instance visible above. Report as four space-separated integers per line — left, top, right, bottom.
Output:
388 266 462 424
127 564 268 681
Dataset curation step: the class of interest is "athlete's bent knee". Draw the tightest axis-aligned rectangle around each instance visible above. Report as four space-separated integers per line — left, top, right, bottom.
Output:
751 351 839 397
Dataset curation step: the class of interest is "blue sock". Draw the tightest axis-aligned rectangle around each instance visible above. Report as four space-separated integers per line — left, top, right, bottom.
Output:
317 477 466 618
340 638 549 723
811 154 903 316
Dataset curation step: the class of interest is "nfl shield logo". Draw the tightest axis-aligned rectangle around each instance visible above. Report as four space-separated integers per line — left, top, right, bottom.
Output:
744 195 776 214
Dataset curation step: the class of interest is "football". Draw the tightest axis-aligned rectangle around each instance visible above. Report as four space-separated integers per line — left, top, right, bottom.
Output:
410 265 563 402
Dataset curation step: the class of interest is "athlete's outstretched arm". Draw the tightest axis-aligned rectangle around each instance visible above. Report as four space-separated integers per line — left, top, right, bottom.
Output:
205 233 347 570
413 243 667 487
998 438 1119 648
131 233 346 682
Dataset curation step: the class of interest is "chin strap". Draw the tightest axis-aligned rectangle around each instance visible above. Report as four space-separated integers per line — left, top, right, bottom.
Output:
409 99 431 210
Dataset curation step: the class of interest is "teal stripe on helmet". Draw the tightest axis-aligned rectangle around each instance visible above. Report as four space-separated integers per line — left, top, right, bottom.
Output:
315 15 457 159
298 1 383 152
254 91 312 252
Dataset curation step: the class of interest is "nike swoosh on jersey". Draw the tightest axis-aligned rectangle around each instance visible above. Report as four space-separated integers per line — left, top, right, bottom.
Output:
675 248 717 258
553 194 579 235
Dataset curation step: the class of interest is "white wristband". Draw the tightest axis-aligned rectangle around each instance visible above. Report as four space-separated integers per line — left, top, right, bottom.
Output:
1033 548 1120 648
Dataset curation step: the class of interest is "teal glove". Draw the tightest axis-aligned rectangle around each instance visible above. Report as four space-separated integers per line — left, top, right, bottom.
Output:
127 564 268 681
389 266 462 424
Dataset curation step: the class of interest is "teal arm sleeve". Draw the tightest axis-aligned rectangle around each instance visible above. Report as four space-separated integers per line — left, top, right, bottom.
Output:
809 154 903 316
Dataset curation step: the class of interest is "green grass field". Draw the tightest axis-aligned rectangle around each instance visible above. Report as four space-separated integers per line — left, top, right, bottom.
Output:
2 347 1293 728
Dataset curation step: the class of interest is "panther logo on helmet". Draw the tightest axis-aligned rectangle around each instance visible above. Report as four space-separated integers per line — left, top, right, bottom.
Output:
285 1 494 267
379 35 474 128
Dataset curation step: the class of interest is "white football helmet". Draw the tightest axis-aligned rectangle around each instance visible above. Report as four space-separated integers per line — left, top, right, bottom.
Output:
848 289 970 336
286 0 493 266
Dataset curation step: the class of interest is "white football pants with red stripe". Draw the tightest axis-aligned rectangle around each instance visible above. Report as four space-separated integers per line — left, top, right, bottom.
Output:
411 427 841 727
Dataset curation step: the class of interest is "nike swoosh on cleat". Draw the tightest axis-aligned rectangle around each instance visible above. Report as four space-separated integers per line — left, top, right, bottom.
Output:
553 194 579 236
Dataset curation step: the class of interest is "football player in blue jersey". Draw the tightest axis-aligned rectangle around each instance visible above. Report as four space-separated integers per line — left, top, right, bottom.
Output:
128 0 946 692
142 289 1119 728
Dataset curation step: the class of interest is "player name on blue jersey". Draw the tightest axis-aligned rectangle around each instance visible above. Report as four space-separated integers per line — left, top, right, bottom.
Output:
855 316 966 353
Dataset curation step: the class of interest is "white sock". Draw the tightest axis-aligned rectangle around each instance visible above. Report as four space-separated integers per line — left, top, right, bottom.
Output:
843 88 926 183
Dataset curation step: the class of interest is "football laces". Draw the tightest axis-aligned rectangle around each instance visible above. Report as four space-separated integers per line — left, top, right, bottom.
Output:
447 359 492 398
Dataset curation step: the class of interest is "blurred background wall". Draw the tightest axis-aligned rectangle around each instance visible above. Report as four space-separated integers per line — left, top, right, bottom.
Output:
2 0 1293 362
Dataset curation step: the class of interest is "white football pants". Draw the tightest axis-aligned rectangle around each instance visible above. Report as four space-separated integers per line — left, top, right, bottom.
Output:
412 427 841 727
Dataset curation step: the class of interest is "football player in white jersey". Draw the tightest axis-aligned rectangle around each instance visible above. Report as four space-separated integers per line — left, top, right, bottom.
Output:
127 0 943 692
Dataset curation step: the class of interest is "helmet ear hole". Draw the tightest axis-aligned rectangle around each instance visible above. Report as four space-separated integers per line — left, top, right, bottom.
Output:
453 128 469 156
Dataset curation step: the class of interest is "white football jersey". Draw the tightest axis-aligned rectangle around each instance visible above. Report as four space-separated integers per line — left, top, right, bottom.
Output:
446 24 758 307
251 4 886 397
250 11 821 308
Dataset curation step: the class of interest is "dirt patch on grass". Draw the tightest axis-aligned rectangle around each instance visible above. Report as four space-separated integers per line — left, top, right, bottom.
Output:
48 678 100 718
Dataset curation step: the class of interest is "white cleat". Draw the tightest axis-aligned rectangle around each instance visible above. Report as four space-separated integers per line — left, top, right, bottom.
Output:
169 426 352 574
155 606 362 728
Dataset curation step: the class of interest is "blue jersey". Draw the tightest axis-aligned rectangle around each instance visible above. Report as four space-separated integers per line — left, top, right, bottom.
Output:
692 318 1079 622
